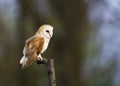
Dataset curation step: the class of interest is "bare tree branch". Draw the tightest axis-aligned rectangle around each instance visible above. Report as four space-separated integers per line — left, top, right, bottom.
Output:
37 58 56 86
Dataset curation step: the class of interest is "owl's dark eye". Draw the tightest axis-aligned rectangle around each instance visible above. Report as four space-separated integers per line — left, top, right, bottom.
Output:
46 30 49 33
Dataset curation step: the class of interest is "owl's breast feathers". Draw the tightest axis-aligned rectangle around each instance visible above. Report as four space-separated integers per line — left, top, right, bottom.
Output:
23 36 45 68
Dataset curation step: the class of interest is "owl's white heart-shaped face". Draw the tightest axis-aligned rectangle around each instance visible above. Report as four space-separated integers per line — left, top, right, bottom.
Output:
36 24 53 39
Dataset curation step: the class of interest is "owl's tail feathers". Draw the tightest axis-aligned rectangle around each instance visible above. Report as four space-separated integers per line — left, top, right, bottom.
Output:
20 56 28 68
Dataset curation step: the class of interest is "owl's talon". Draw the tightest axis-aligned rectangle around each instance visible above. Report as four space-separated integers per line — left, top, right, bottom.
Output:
37 54 44 64
38 54 43 61
37 57 43 64
37 60 43 64
37 57 48 64
38 56 43 61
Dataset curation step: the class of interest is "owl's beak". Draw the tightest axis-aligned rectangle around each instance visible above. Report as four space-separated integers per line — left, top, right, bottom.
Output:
49 33 52 38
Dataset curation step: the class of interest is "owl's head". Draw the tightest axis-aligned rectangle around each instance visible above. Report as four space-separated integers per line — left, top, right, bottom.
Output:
36 24 53 39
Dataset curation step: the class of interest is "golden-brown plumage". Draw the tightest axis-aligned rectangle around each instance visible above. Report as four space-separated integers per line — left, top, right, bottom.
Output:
22 37 44 68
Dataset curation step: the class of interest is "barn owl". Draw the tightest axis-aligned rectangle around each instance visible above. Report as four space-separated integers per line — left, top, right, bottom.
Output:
20 24 53 69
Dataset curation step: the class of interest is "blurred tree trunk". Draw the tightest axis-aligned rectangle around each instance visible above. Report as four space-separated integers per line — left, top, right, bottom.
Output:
16 0 42 86
50 0 89 86
0 12 20 86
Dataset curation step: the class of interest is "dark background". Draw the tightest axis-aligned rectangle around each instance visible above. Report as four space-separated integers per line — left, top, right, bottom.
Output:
0 0 116 86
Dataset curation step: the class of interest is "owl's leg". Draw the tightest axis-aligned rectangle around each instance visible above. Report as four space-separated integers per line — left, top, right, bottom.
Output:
37 54 47 64
38 54 43 61
37 54 44 64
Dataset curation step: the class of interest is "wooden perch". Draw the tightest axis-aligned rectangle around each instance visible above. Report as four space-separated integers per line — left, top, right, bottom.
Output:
37 58 56 86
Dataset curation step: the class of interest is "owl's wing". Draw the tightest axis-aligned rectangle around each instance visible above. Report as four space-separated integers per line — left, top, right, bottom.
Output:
22 36 45 68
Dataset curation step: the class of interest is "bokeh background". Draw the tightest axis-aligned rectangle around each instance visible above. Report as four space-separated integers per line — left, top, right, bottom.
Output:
0 0 120 86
